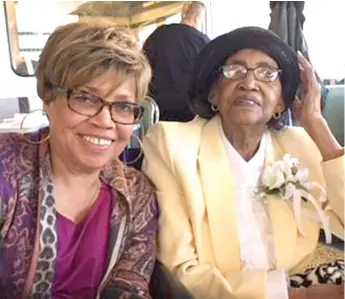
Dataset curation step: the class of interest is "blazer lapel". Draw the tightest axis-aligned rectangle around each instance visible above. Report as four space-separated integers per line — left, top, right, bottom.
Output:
198 116 241 273
265 133 297 269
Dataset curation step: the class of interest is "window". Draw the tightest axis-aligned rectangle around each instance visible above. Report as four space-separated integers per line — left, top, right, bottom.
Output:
5 1 193 77
209 1 270 38
5 1 78 76
304 2 345 83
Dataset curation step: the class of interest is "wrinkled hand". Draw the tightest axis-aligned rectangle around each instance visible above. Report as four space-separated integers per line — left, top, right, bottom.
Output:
289 284 344 299
293 51 323 130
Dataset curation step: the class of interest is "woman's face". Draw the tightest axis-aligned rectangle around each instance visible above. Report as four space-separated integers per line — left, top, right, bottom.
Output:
44 71 137 173
211 49 285 127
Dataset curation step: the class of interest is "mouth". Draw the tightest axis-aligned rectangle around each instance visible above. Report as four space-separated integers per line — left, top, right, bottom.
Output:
234 96 261 107
81 135 115 147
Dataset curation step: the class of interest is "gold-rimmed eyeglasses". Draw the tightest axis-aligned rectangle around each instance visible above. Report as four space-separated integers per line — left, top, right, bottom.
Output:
220 64 281 82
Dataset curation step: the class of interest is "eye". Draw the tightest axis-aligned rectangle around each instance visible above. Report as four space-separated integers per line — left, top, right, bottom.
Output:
222 64 246 78
116 102 133 111
257 67 280 80
71 91 101 106
111 102 137 116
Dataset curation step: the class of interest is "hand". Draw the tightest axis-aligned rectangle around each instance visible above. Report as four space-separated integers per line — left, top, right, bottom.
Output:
288 284 344 299
293 51 323 131
292 52 344 160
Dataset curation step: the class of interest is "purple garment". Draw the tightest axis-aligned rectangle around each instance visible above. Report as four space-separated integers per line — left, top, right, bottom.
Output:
52 183 112 299
0 129 158 298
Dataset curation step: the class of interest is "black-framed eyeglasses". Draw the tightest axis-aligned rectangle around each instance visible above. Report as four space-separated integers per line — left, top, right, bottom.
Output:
220 64 281 82
56 87 144 125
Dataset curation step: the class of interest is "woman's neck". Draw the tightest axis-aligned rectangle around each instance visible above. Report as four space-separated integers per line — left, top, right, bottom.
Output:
222 121 266 161
50 148 102 223
50 147 100 190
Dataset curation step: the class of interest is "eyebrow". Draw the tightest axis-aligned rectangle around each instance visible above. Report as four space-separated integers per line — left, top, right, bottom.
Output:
80 85 101 94
78 87 136 104
226 59 279 69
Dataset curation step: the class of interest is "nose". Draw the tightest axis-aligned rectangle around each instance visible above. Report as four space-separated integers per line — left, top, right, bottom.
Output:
238 70 259 91
89 105 116 129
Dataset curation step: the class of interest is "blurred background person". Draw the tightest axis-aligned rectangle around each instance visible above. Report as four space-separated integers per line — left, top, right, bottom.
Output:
143 1 210 122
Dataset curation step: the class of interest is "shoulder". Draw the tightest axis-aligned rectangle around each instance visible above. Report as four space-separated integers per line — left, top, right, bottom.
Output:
144 24 174 42
0 132 38 209
143 118 207 156
104 160 158 215
0 132 24 151
182 25 210 42
0 132 37 173
145 118 208 142
122 165 158 219
271 126 322 161
122 164 156 195
201 32 211 43
273 126 318 148
0 129 44 155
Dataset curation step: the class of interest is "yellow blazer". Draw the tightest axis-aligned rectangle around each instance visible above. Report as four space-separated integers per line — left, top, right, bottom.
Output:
142 116 344 299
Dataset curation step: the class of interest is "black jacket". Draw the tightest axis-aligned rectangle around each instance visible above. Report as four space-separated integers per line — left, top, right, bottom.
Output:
143 24 210 121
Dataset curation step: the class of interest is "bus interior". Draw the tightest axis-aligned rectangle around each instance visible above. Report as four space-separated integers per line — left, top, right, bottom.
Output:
0 1 343 145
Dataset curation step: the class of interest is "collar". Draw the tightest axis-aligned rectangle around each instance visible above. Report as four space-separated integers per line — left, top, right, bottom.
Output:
218 118 267 170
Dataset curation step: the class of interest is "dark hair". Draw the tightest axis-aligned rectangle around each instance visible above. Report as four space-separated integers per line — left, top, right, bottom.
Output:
189 26 301 130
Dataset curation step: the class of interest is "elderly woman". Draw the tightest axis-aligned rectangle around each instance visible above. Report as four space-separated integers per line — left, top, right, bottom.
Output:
142 27 344 299
0 21 158 299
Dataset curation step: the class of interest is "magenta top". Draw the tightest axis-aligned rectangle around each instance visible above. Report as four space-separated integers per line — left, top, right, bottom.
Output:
52 183 112 299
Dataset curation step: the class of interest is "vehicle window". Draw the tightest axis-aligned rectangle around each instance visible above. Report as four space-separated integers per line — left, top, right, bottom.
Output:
5 1 199 77
304 2 345 83
209 1 270 38
5 1 78 77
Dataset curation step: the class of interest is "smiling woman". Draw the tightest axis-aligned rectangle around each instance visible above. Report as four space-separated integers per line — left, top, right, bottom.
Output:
0 21 158 299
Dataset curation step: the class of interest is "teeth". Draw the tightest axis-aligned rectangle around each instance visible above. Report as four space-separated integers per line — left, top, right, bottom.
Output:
244 100 255 104
239 100 256 105
83 136 112 146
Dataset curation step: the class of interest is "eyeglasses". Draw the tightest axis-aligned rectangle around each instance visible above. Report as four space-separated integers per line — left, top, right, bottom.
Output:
56 87 144 125
220 64 281 82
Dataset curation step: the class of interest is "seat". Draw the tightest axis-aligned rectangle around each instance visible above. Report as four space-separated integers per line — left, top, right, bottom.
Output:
323 85 344 146
140 96 160 135
120 96 160 169
149 261 195 299
101 261 195 299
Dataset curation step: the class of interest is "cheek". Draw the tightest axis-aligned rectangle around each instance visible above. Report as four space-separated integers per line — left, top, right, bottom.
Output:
264 86 284 112
48 101 86 131
48 113 90 151
113 127 133 156
215 81 235 105
116 126 134 144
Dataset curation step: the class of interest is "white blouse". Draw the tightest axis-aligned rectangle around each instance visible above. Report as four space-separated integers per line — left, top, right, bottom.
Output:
220 125 289 299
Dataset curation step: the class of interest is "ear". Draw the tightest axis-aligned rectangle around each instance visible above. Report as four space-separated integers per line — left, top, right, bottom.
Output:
192 15 199 27
43 101 49 112
275 97 286 113
43 99 54 120
208 82 219 105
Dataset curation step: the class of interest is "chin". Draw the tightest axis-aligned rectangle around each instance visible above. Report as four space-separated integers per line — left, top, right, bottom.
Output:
79 156 113 172
232 117 261 126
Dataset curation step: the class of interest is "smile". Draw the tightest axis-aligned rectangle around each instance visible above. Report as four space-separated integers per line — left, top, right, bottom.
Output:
82 135 113 146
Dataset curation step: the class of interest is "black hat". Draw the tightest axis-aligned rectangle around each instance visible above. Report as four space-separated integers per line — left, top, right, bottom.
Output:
189 26 301 120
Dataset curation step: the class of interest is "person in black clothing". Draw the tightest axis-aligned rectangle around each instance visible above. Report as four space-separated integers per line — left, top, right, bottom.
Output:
143 1 210 121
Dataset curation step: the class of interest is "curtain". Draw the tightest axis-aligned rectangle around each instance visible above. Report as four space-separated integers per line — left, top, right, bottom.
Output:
268 1 328 123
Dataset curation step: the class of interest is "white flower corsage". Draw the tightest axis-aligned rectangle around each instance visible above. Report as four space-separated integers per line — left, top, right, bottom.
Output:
259 154 331 243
